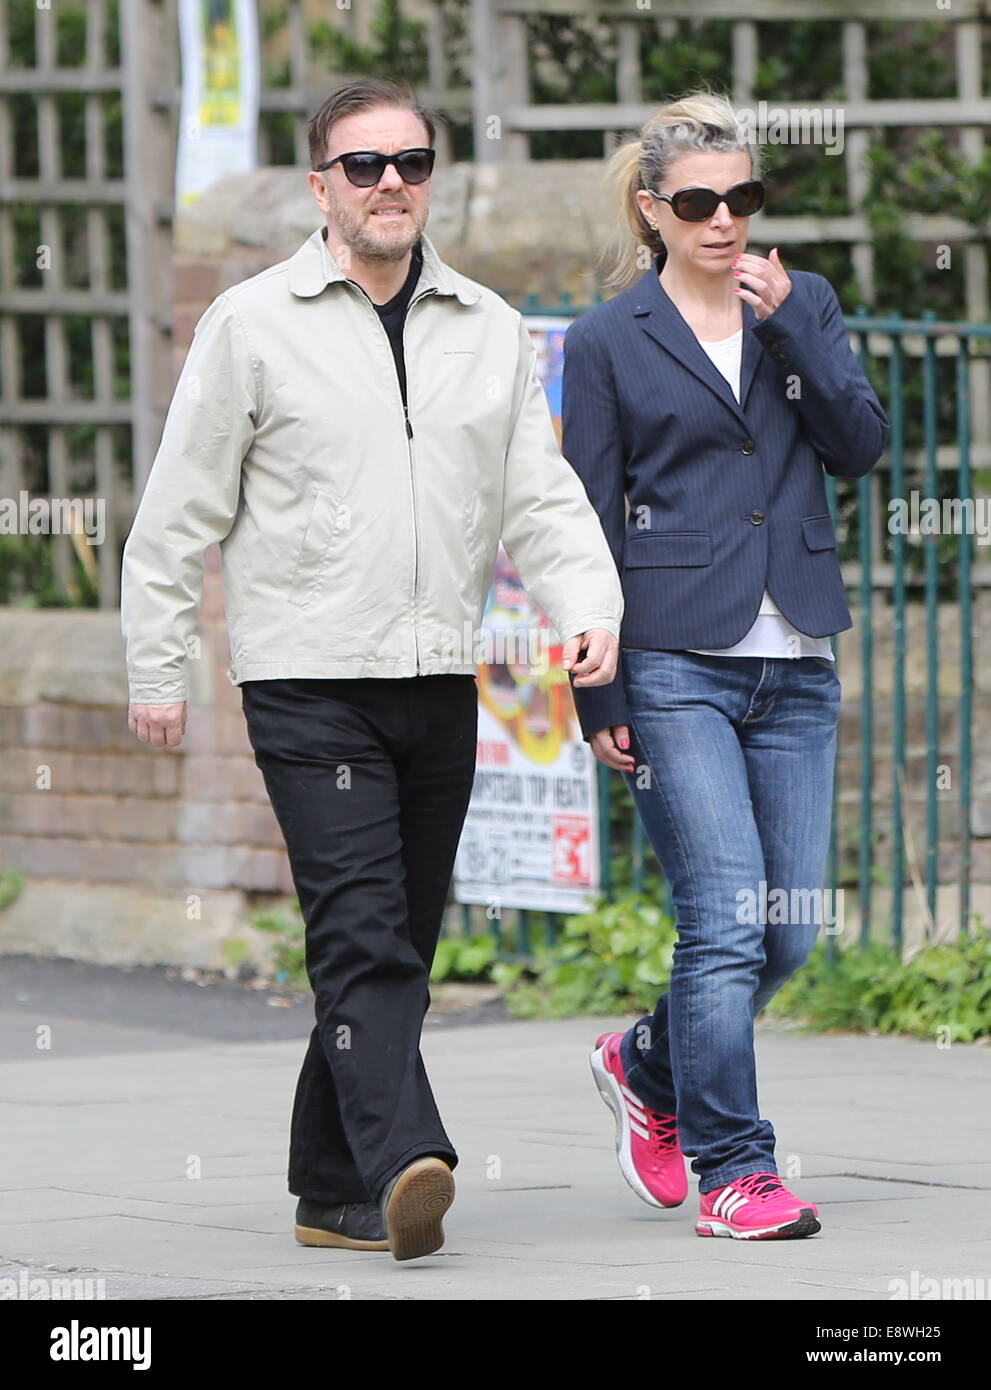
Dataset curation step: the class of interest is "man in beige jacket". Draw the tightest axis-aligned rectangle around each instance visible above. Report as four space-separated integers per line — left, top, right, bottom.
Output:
121 78 623 1262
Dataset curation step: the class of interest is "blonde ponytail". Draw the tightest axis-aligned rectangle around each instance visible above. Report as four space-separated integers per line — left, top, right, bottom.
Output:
597 89 762 292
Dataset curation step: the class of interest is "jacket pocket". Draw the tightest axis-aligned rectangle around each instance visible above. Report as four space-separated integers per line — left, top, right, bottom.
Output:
623 531 712 568
287 489 346 609
801 514 837 551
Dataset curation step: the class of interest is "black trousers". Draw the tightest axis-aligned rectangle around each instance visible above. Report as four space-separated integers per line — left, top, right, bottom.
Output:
240 674 478 1203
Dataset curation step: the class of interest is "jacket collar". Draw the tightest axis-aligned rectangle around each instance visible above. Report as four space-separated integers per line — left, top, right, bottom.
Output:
631 254 764 425
287 224 480 305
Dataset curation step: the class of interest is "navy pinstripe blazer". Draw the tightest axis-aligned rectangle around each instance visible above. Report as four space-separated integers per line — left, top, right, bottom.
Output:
562 258 890 740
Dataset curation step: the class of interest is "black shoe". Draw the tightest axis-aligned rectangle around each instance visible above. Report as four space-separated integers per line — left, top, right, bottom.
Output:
294 1197 389 1250
378 1157 455 1262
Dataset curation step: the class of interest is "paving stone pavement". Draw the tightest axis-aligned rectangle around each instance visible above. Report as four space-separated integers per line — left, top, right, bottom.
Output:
1 1003 989 1301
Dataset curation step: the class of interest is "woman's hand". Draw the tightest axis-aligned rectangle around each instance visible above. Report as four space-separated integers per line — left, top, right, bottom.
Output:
590 724 636 773
733 246 791 321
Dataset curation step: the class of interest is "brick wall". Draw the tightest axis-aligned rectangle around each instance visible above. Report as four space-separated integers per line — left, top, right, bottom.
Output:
0 596 296 967
0 237 297 969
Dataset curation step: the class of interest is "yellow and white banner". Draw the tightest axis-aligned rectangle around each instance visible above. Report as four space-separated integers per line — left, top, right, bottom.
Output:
176 0 260 209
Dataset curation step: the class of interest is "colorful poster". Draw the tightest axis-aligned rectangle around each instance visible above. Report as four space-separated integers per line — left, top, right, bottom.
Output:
175 0 260 209
453 317 601 915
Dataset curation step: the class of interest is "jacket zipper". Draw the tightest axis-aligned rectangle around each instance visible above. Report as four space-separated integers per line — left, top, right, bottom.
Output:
349 279 437 676
400 287 437 676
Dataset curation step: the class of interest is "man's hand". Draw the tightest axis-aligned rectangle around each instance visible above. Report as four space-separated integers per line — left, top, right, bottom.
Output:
590 724 635 773
128 701 187 748
561 628 619 687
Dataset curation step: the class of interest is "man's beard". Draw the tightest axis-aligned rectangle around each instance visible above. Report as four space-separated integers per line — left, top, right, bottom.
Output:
329 192 426 262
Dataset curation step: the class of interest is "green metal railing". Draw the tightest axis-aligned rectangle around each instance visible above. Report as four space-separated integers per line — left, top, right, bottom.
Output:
455 305 990 960
821 309 986 954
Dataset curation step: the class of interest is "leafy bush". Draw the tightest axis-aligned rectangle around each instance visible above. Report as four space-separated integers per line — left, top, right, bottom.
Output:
764 928 991 1042
431 932 498 982
245 892 991 1042
490 894 991 1041
492 894 676 1019
0 534 98 608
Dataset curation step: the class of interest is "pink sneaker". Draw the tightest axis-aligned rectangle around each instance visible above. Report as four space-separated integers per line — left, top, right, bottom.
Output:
589 1032 687 1208
696 1172 821 1240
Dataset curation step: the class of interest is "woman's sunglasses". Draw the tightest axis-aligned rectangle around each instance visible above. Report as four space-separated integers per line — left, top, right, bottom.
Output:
646 179 765 222
313 147 436 187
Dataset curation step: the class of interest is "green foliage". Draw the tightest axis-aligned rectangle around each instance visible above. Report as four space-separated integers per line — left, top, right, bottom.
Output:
497 906 991 1040
309 0 429 85
494 893 677 1019
219 937 250 972
431 932 497 982
866 21 956 99
0 871 25 911
764 928 991 1042
251 899 307 987
6 0 36 66
0 535 98 609
260 1 291 44
304 0 474 160
640 23 734 102
755 21 843 99
526 16 619 160
866 130 990 322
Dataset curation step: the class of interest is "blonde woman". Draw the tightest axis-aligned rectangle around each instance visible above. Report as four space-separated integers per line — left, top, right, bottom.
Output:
562 92 889 1239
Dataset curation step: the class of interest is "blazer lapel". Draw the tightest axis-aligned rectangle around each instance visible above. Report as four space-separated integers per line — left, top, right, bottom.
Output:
631 257 765 426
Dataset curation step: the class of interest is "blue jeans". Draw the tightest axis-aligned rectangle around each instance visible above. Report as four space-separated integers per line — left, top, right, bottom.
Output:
618 650 841 1193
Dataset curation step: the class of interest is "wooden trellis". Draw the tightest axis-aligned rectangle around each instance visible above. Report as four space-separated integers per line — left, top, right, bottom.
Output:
0 0 175 607
1 0 988 610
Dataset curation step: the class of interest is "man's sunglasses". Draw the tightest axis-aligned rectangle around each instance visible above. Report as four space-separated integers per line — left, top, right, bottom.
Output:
646 179 765 222
313 147 436 187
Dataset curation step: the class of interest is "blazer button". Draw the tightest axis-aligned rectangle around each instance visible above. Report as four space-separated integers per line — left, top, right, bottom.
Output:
748 509 765 525
740 439 756 455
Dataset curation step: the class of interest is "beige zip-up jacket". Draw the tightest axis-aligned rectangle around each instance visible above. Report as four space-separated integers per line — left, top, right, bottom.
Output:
120 226 624 704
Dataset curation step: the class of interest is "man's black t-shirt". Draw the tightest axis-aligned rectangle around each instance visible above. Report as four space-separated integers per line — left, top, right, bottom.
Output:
371 240 423 412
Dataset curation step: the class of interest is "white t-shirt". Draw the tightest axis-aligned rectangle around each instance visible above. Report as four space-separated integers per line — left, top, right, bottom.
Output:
685 327 835 661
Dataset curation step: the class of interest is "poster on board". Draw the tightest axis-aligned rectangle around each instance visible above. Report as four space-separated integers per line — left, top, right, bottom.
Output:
453 317 602 916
